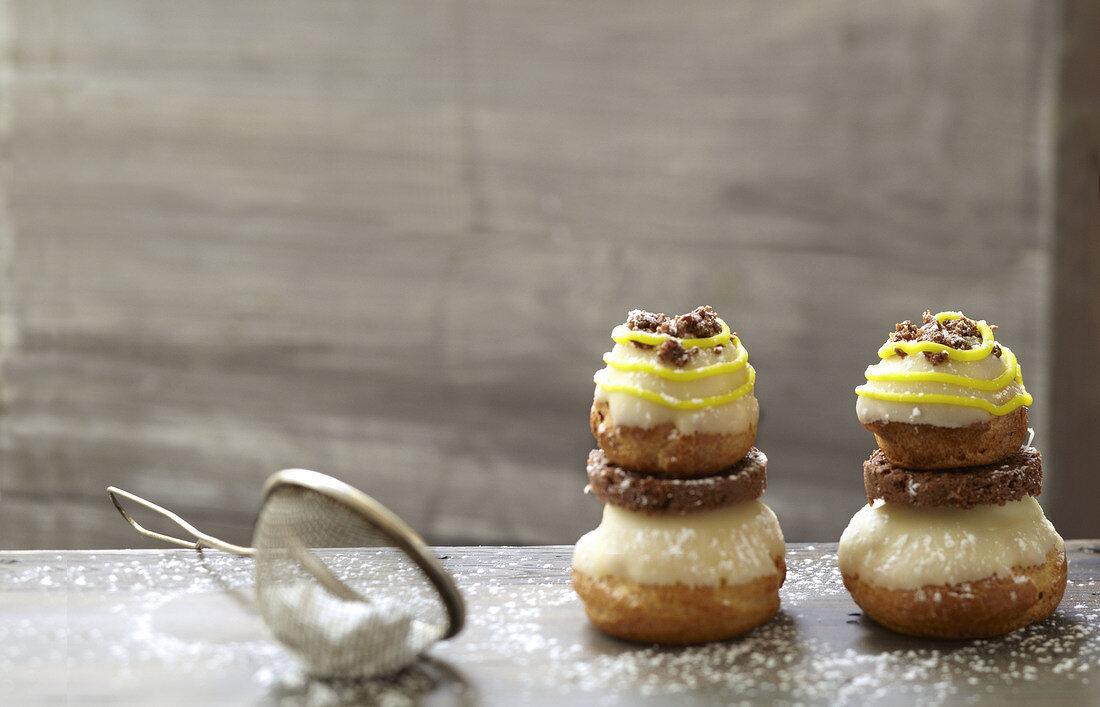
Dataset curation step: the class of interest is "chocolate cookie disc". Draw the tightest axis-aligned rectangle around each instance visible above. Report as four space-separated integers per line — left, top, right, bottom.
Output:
586 447 766 515
863 447 1042 509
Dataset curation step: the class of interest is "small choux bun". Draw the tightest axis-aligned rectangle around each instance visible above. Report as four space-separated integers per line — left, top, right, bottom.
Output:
855 311 1032 469
572 557 785 644
572 501 786 643
842 548 1066 639
862 407 1028 470
591 306 759 476
591 400 757 476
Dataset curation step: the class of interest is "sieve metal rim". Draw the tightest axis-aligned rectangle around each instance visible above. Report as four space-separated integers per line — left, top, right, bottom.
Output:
262 468 465 640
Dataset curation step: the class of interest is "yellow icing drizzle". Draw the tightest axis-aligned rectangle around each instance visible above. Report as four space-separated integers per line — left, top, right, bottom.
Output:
611 319 731 349
865 345 1020 391
854 386 1032 416
877 311 996 361
601 337 748 381
596 364 756 410
857 311 1032 415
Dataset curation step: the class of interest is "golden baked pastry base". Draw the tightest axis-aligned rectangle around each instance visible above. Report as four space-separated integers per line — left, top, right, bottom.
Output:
572 555 785 644
842 547 1067 639
590 400 756 476
863 406 1028 469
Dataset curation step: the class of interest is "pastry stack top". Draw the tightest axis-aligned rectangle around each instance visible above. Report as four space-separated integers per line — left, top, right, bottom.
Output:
575 306 783 589
591 305 759 475
855 310 1036 493
855 310 1031 468
842 311 1063 591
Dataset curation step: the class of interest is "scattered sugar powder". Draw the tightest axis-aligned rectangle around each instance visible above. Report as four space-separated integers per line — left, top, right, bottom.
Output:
1 546 1097 706
439 547 1100 706
259 581 424 679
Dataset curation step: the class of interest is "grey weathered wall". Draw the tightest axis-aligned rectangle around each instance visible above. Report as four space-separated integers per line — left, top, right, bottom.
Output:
1048 0 1100 540
0 0 1089 550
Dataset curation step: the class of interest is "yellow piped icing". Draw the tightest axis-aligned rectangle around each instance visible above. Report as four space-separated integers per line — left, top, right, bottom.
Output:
876 311 998 361
864 345 1019 391
855 385 1029 416
611 319 731 349
602 335 748 381
595 317 756 410
595 365 756 410
856 311 1032 416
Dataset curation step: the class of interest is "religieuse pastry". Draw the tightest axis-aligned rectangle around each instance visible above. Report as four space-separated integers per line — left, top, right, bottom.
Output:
840 311 1066 639
854 310 1032 469
590 307 759 474
573 306 785 643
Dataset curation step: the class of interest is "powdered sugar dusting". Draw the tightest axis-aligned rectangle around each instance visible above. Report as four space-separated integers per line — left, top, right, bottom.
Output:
1 544 1097 705
440 544 1100 705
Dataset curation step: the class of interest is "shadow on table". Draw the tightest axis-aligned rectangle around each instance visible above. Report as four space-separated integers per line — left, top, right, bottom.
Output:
853 609 1091 655
188 554 478 705
849 610 1096 704
580 608 805 661
269 656 477 706
852 613 974 653
194 551 258 608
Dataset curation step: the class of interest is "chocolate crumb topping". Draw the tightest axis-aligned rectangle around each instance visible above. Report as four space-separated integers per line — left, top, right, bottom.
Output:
992 344 1003 358
624 305 722 339
656 339 698 367
622 306 726 362
626 309 669 333
671 305 722 338
892 319 920 341
889 310 989 366
924 350 949 365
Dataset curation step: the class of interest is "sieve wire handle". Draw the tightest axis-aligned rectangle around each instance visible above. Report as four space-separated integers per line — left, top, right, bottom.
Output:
107 486 255 556
283 533 365 603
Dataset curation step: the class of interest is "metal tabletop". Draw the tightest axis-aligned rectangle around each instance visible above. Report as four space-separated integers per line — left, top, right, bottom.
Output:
1 542 1097 705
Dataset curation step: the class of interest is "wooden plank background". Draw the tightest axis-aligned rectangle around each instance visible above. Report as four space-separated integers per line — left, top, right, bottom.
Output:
1048 0 1100 540
0 0 1091 549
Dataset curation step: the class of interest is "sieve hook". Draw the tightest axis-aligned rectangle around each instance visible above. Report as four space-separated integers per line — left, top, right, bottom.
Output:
107 486 255 556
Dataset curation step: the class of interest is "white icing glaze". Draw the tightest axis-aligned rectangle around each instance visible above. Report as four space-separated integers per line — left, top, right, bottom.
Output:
593 341 758 434
572 501 785 587
855 353 1026 428
837 497 1063 590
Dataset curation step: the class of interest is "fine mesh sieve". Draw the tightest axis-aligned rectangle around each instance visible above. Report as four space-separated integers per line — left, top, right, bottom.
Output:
107 469 464 679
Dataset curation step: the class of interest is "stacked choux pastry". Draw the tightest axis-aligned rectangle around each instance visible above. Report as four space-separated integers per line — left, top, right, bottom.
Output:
840 311 1066 639
572 306 785 643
